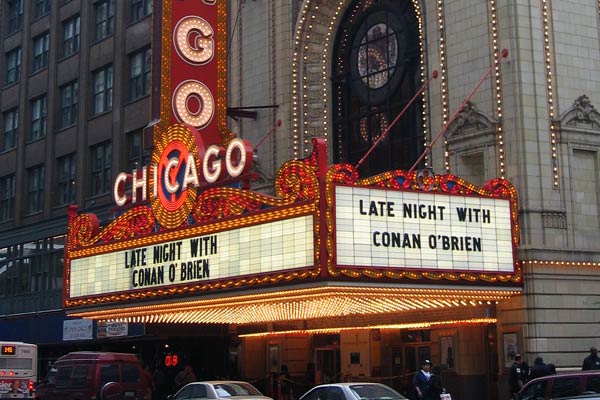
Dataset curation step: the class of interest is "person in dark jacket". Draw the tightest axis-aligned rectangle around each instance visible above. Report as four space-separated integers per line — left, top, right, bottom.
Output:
529 356 550 380
582 347 600 370
424 366 445 400
509 354 526 397
412 360 432 399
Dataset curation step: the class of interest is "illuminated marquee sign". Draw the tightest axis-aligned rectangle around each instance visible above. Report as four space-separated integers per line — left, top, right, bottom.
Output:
69 215 314 298
335 185 515 272
149 0 232 147
114 124 253 228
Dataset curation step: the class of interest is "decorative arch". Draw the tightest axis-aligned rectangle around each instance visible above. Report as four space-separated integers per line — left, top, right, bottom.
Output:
291 0 428 168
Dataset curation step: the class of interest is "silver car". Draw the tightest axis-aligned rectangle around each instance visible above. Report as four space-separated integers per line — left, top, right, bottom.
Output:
168 380 274 400
300 382 408 400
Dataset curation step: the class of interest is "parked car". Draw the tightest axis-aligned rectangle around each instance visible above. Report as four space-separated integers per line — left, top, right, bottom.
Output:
34 351 151 400
300 382 408 400
168 380 274 400
516 370 600 400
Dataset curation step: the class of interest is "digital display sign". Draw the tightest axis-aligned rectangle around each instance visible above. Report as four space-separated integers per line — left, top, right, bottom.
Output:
0 345 16 356
335 185 515 272
69 215 315 298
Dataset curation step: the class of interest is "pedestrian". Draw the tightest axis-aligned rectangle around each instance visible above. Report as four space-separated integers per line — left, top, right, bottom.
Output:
279 364 294 400
174 364 197 390
424 365 445 400
529 356 550 380
509 354 526 398
153 365 169 400
582 347 600 370
412 359 432 399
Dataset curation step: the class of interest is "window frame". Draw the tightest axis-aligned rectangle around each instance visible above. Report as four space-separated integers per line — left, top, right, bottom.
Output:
59 80 79 128
30 94 48 141
93 64 114 115
7 0 24 34
2 108 19 152
90 141 112 196
32 32 50 73
130 0 152 23
5 47 22 85
33 0 51 19
62 15 81 58
26 164 45 214
95 0 115 41
129 47 151 101
127 129 151 170
56 153 76 206
0 174 16 222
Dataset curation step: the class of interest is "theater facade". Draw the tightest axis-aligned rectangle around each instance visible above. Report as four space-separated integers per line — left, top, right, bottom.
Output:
8 0 600 399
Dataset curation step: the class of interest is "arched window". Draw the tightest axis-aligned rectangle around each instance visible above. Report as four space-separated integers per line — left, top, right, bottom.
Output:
332 0 421 176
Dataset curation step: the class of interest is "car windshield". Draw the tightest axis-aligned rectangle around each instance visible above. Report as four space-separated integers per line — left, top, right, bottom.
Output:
349 384 405 400
214 383 262 397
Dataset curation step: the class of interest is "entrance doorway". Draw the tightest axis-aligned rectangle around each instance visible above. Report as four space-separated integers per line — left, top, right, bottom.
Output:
315 347 340 384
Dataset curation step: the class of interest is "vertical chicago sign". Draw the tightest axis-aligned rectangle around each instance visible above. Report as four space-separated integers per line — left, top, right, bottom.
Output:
148 0 231 148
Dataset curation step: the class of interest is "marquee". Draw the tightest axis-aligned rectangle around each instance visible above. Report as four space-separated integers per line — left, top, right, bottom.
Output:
63 0 521 314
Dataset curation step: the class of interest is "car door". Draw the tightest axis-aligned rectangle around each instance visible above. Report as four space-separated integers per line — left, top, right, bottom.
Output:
518 380 547 400
585 375 600 393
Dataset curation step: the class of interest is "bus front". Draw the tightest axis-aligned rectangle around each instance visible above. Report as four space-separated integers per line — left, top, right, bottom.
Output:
0 342 37 399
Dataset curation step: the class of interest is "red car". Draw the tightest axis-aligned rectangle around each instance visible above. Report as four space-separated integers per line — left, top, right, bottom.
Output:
35 352 151 400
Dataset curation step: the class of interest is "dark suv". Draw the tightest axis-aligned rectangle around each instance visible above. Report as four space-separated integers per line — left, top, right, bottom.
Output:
35 352 151 400
516 371 600 400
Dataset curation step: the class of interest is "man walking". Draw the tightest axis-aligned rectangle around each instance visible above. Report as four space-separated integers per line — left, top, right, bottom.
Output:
412 360 432 399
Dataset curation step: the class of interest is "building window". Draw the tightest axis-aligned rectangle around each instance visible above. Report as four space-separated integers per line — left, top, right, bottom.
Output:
93 65 113 114
5 47 21 85
32 32 50 73
130 0 151 23
90 141 112 196
129 47 151 100
2 108 18 152
95 0 115 41
62 15 80 57
7 0 23 34
0 174 16 221
127 129 150 170
332 0 421 176
56 153 76 206
59 81 78 128
27 164 45 214
33 0 50 19
30 95 47 140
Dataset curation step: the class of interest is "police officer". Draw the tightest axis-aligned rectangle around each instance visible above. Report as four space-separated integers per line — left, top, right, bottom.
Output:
582 347 600 370
509 354 526 398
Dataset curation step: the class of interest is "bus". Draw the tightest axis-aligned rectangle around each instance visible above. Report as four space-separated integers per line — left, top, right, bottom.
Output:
0 341 37 399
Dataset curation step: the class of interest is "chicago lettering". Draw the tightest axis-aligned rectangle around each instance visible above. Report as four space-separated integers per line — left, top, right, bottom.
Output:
113 138 252 207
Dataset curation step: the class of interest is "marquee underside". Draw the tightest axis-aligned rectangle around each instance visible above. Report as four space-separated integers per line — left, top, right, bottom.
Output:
67 283 521 326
